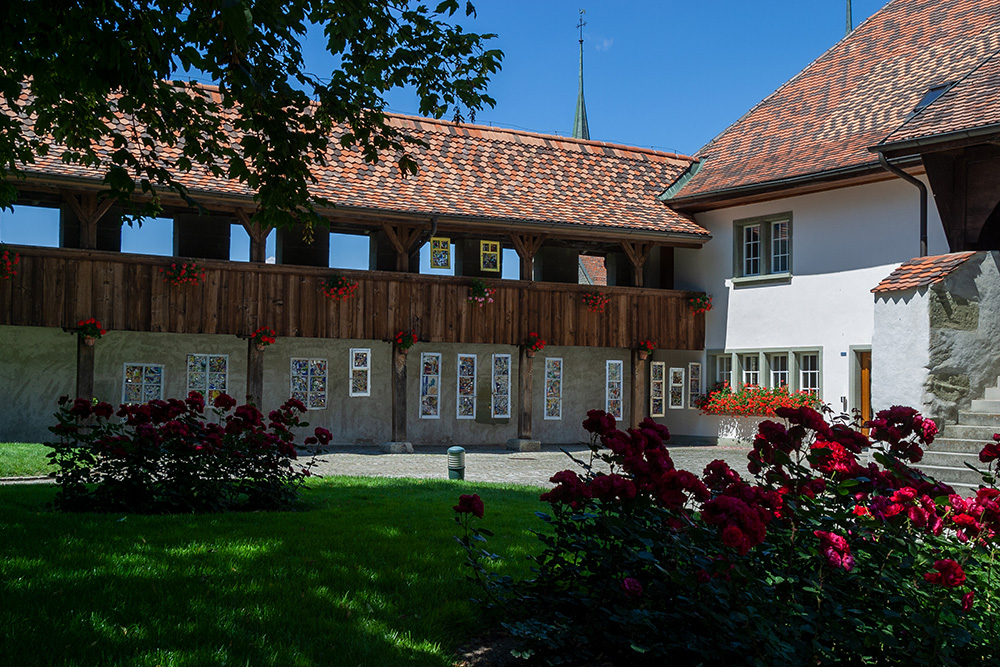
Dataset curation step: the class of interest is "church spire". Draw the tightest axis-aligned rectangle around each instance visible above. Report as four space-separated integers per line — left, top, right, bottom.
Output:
846 0 853 36
573 9 590 140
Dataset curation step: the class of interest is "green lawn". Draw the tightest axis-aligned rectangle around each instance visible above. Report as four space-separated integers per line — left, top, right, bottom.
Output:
0 476 544 666
0 442 52 477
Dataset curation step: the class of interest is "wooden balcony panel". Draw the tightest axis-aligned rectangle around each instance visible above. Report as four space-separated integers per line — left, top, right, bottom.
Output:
0 245 705 350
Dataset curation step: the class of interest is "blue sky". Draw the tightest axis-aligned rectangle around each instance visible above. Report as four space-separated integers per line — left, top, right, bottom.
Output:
0 0 888 273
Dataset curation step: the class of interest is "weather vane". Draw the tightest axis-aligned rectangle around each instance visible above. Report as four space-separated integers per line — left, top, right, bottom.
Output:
577 9 586 43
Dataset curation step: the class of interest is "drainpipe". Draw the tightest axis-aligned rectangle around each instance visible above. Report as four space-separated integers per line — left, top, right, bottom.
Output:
878 153 927 257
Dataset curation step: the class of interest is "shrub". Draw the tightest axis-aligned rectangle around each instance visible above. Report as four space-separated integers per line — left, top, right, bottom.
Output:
456 406 1000 666
46 393 323 513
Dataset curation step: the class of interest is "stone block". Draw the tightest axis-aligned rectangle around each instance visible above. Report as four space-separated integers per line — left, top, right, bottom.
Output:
380 441 414 454
929 289 978 331
506 438 541 452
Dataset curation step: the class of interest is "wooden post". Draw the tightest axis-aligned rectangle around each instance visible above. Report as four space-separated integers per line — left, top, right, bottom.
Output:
76 335 95 400
391 344 409 442
62 191 115 250
236 209 272 264
518 346 534 439
509 233 546 281
246 338 265 407
630 349 647 428
381 222 425 272
620 240 654 288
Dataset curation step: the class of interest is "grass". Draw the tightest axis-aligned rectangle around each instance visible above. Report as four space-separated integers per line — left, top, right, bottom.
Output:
0 442 52 477
0 476 546 667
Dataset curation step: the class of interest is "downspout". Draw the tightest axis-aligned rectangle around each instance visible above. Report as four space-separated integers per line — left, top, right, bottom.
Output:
878 153 927 257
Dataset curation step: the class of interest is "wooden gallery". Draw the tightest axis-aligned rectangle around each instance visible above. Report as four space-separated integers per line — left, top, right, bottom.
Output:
0 106 710 449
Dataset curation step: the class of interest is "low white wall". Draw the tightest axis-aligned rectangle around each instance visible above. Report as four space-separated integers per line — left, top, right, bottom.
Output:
872 289 930 413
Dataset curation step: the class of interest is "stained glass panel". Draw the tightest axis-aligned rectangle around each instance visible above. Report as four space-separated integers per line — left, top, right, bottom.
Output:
420 353 442 419
457 354 476 419
491 353 511 419
544 357 563 420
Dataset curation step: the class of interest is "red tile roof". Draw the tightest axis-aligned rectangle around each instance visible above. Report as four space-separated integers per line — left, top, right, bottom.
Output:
880 49 1000 147
670 0 1000 203
871 251 977 293
578 255 608 285
11 87 709 240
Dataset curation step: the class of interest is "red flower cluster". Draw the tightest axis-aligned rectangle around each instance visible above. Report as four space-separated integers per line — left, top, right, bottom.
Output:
688 293 712 314
979 433 1000 463
160 261 206 286
620 577 643 598
394 329 418 351
923 559 966 588
250 326 277 347
814 530 854 571
699 383 819 416
637 339 656 354
454 493 484 518
582 291 611 313
525 332 545 353
866 405 937 463
321 274 359 301
702 481 781 555
0 246 19 279
76 317 107 339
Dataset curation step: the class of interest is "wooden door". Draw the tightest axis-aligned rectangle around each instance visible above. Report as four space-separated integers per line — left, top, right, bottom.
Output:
859 350 872 433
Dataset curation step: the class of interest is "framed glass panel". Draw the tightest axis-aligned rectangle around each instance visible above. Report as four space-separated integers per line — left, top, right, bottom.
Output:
650 361 665 417
349 348 371 397
716 355 732 385
771 220 789 273
186 354 228 403
770 354 789 388
480 240 501 272
799 353 820 396
687 362 702 409
742 354 760 387
544 357 563 420
669 367 685 410
123 363 164 404
456 353 477 419
743 224 761 276
491 354 511 419
420 352 442 419
291 358 327 410
606 360 623 420
430 237 451 269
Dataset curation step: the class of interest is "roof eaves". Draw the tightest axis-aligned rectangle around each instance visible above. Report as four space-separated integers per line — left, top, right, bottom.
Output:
871 122 1000 157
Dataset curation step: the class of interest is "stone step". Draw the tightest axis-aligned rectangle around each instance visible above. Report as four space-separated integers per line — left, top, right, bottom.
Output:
956 412 1000 427
939 423 1000 440
985 386 1000 400
920 450 983 468
914 464 990 488
970 399 1000 412
931 437 992 454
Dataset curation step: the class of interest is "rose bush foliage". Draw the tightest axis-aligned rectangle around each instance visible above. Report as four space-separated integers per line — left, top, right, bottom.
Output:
47 393 323 513
457 405 1000 666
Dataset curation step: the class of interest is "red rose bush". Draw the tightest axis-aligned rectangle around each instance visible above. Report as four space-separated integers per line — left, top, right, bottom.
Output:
455 404 1000 665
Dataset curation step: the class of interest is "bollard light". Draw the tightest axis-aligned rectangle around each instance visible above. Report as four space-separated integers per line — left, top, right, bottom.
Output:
447 446 466 480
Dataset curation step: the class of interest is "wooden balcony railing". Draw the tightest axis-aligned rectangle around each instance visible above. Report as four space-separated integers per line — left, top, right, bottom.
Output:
0 245 705 350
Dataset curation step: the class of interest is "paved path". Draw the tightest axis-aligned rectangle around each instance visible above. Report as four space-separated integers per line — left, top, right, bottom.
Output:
301 443 754 488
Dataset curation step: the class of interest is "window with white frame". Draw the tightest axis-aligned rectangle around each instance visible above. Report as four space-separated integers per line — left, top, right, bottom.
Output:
456 354 477 419
650 361 665 417
291 359 328 409
687 362 702 409
669 367 685 410
544 357 563 420
606 360 623 420
799 353 820 395
492 354 512 419
349 348 371 397
186 354 228 403
419 352 441 419
742 354 760 387
123 363 164 404
770 354 789 387
716 355 732 386
734 213 792 279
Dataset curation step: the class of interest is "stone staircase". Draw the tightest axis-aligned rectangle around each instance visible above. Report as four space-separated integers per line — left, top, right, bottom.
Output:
918 378 1000 492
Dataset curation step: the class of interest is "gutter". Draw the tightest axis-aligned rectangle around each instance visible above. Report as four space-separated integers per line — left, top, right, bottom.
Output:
873 123 1000 156
876 153 927 257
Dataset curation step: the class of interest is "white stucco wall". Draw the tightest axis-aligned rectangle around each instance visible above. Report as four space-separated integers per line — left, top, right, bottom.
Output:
871 289 931 412
672 177 949 439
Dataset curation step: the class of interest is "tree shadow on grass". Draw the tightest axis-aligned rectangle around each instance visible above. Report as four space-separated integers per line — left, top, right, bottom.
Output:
0 479 542 667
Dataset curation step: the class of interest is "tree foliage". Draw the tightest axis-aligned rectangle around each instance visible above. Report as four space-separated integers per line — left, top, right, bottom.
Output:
0 0 502 228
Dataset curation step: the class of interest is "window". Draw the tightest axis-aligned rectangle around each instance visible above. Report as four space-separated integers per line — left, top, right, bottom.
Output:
349 348 370 397
799 353 820 395
669 367 685 410
687 362 702 409
650 361 665 417
770 354 789 387
742 354 760 387
186 354 228 403
419 352 441 419
456 354 476 419
606 360 623 420
544 357 563 420
492 354 512 419
716 355 732 385
291 359 328 409
734 213 792 280
123 363 164 404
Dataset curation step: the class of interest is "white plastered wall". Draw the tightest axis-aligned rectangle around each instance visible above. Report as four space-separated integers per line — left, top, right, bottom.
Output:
672 176 949 441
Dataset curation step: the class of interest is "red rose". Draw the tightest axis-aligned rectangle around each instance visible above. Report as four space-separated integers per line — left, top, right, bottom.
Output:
453 494 484 518
923 559 966 588
620 577 643 598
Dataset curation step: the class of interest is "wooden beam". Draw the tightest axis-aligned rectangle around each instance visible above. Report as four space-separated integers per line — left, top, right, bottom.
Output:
509 233 546 281
380 222 425 271
391 345 409 441
620 240 654 288
236 209 273 263
246 337 265 407
630 349 647 428
62 191 116 249
518 346 534 438
76 335 95 401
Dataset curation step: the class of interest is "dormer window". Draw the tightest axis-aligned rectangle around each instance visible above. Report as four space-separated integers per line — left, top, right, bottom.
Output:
907 82 953 118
